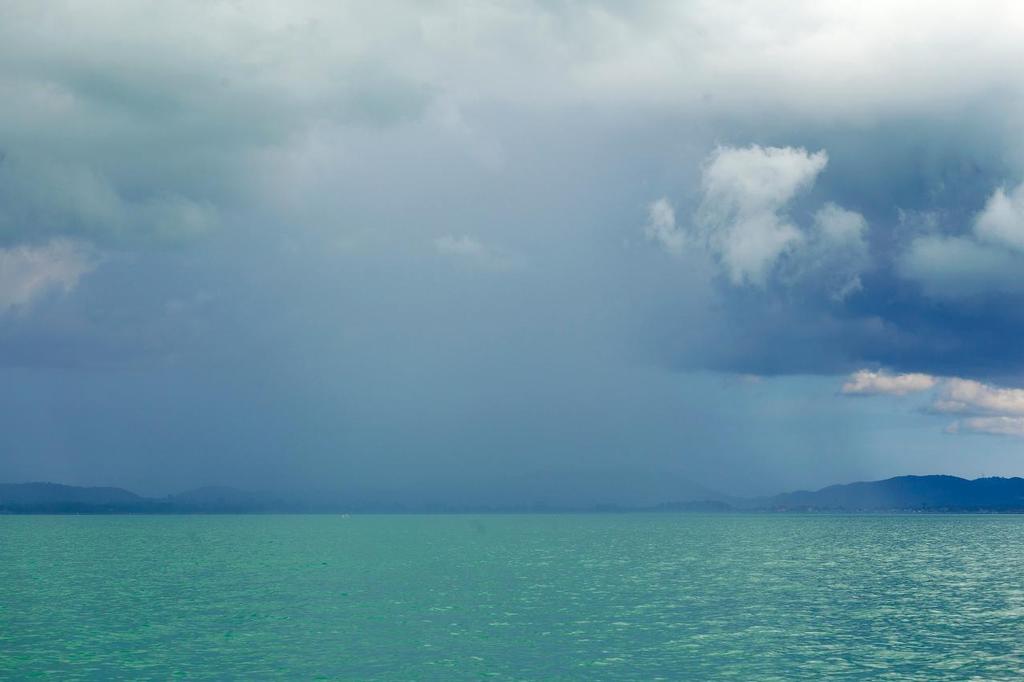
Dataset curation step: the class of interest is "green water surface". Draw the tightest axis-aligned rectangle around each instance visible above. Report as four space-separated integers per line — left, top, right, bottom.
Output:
2 514 1024 680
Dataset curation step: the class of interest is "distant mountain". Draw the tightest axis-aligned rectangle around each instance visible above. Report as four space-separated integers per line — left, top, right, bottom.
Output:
7 474 1024 513
0 482 150 512
764 475 1024 511
0 475 732 513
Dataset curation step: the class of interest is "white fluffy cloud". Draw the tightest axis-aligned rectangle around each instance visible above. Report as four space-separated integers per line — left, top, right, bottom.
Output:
697 145 826 286
651 145 869 295
842 370 1024 437
841 369 938 396
0 240 94 312
932 378 1024 416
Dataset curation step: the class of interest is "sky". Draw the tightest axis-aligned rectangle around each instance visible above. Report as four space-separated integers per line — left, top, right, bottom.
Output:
3 1 1024 501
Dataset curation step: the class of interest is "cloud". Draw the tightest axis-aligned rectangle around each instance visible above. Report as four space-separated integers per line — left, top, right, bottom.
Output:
899 182 1024 299
644 141 1024 379
898 236 1024 298
786 203 870 300
643 198 684 256
0 2 432 249
932 378 1024 417
653 146 869 299
0 240 94 312
434 234 515 270
696 145 827 286
974 182 1024 252
0 6 1023 382
435 234 487 259
11 1 1024 492
0 156 218 245
4 2 1024 252
840 369 938 396
946 417 1024 438
842 371 1024 437
569 3 1024 125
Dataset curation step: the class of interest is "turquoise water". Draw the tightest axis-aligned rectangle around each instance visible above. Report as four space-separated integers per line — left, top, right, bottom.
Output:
3 514 1024 680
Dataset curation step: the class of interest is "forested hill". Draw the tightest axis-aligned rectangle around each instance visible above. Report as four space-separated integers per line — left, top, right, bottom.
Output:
763 475 1024 511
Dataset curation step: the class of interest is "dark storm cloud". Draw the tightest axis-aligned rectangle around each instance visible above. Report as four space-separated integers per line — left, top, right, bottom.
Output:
644 117 1024 383
5 1 1024 496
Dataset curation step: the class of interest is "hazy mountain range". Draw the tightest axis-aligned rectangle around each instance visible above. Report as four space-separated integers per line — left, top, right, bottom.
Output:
4 474 1024 513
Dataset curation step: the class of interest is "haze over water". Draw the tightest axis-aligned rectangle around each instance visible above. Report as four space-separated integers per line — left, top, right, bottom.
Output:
4 514 1024 680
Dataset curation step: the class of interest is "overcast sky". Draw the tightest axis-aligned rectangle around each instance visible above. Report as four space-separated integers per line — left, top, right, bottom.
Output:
3 1 1024 499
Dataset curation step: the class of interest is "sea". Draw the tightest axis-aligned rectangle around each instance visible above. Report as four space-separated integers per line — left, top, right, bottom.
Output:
3 513 1023 680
